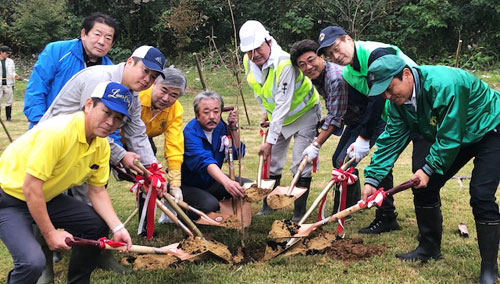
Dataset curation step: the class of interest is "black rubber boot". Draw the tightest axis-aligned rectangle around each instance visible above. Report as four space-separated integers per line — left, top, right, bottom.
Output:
5 106 11 121
292 177 311 222
256 174 280 216
396 203 442 261
359 209 401 234
476 220 500 284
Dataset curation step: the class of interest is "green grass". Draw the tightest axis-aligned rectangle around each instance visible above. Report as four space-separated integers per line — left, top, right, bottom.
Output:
0 67 498 283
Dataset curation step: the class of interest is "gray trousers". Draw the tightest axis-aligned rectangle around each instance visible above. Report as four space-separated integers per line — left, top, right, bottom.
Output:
270 120 317 178
0 190 108 284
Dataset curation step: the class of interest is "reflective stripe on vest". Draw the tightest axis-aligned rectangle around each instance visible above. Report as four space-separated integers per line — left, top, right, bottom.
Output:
243 53 318 125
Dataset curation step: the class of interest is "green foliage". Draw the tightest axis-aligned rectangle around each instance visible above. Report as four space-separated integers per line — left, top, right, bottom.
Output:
12 0 71 53
1 0 499 68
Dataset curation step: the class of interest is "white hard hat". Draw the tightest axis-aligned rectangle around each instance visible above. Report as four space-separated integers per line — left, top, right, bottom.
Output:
239 20 270 52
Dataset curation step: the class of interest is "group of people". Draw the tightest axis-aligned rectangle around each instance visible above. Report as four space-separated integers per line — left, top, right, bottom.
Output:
0 12 498 284
239 20 500 284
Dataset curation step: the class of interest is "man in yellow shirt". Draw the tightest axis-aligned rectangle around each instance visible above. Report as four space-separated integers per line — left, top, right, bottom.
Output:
137 67 185 231
0 81 133 284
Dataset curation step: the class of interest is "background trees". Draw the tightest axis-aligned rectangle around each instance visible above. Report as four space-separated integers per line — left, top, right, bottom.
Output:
1 0 499 68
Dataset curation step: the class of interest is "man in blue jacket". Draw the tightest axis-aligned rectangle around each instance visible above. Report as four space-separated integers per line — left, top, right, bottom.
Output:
23 12 119 129
181 90 248 217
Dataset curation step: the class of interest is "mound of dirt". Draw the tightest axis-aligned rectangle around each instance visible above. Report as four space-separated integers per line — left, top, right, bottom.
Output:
267 194 295 209
268 219 300 239
324 238 386 261
263 229 386 262
244 184 272 203
178 237 233 263
218 214 242 229
121 255 179 271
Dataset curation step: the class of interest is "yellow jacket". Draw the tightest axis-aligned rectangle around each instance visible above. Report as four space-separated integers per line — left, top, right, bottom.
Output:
139 87 184 173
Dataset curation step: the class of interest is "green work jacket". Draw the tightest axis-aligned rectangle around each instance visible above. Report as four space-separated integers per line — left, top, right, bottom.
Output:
364 65 500 186
344 40 417 96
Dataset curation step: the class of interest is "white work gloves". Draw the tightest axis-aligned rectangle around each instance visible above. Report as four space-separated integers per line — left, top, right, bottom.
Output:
170 186 183 202
302 143 320 161
347 136 370 162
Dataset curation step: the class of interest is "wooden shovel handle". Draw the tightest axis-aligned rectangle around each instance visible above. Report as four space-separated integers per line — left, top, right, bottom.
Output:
257 130 267 188
286 156 308 195
66 237 168 254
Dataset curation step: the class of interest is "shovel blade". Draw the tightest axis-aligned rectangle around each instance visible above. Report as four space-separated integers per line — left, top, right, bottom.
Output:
219 199 252 227
267 186 308 209
243 179 276 203
160 243 201 261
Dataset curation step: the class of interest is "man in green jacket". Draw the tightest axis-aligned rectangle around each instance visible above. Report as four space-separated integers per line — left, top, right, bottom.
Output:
363 55 500 284
317 26 431 234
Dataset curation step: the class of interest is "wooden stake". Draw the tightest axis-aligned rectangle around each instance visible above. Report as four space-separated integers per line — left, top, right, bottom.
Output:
0 117 12 143
455 39 463 68
193 53 207 90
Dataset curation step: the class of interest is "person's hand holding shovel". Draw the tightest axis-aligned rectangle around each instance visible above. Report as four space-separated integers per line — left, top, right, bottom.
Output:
259 142 272 161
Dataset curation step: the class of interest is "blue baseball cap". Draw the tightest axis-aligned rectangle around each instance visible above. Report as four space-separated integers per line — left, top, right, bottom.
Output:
316 26 347 55
367 55 407 96
131 46 166 78
91 81 132 118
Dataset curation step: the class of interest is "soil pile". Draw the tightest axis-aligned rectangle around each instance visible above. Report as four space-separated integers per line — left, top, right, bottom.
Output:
244 184 272 203
264 229 386 262
268 219 300 239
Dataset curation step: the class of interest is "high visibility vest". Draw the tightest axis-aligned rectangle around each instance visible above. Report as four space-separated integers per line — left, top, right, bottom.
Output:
344 40 417 96
243 54 319 125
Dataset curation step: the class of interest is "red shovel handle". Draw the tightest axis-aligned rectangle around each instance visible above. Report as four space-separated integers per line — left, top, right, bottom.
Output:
65 237 102 248
384 180 419 196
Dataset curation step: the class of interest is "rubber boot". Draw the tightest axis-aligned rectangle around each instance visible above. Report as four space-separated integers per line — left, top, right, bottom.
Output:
292 177 311 222
67 246 100 284
33 225 54 284
396 203 442 261
5 106 11 121
359 209 401 234
96 250 131 274
476 220 500 284
36 245 54 284
256 174 281 216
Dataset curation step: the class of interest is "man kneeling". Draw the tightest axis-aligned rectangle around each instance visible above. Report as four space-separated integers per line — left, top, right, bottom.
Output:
0 81 132 284
181 90 249 218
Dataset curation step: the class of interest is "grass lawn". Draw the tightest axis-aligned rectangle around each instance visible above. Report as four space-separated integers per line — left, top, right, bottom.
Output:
0 66 498 283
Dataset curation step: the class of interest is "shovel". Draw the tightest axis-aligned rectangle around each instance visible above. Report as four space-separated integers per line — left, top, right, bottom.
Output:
242 129 276 203
176 199 241 229
269 180 418 239
133 160 204 239
283 157 356 249
266 156 309 210
65 237 200 261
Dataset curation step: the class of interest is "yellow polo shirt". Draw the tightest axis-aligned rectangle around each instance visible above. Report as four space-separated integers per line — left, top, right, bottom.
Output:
138 87 184 171
0 112 110 202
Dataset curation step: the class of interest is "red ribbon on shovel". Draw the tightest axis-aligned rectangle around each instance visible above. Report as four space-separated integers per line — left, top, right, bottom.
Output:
317 161 357 235
130 163 166 240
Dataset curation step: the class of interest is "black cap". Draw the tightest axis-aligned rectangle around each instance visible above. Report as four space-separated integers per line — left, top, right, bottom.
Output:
316 26 347 55
0 46 10 52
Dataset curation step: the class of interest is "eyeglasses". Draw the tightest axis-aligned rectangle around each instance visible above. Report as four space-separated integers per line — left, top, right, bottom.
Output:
297 56 319 69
